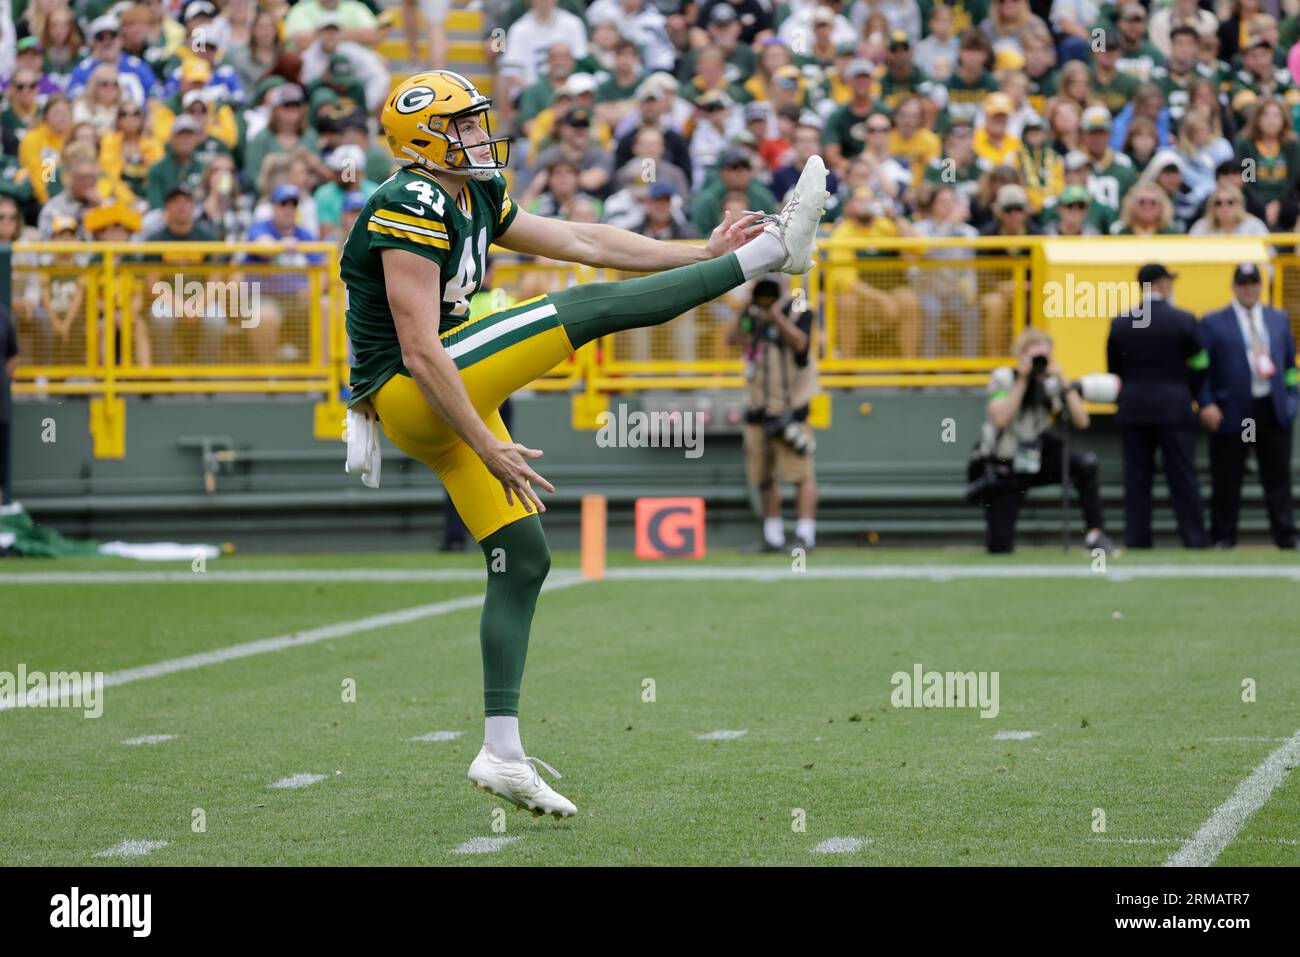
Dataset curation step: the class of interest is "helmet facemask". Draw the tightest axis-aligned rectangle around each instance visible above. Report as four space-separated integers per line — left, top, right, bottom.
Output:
419 102 510 182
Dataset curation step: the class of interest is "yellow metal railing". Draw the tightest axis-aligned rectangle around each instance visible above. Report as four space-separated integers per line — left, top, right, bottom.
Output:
8 235 1300 452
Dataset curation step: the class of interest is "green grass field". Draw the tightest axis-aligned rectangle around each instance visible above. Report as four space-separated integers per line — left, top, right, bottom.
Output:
1 547 1297 866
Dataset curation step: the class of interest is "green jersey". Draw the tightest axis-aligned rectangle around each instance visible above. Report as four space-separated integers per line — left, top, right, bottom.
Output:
1152 62 1216 128
342 165 520 404
1091 68 1140 114
1084 150 1137 209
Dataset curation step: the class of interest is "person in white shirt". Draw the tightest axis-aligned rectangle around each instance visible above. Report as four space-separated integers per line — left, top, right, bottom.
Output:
1149 0 1220 58
586 0 676 73
496 0 590 115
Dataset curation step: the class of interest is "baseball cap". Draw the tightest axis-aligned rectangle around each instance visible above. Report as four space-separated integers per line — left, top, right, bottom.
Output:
773 65 802 88
172 114 202 134
1137 263 1177 284
983 92 1014 116
1059 184 1089 206
695 89 733 110
709 4 738 24
270 83 306 106
89 14 120 36
182 89 208 109
846 58 874 79
327 144 366 172
813 7 834 24
995 184 1029 210
562 106 592 126
744 102 769 123
994 47 1026 72
165 182 196 202
184 1 218 23
888 30 910 50
1247 34 1273 50
648 181 675 200
271 183 301 204
1063 149 1090 172
1081 105 1112 132
85 204 143 234
16 36 43 54
561 73 598 97
180 59 212 84
49 214 78 235
719 147 750 168
342 191 368 213
1022 113 1046 130
1233 263 1263 285
317 14 343 30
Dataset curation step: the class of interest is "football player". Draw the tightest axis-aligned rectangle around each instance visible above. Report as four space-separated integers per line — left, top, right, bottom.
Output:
341 70 827 817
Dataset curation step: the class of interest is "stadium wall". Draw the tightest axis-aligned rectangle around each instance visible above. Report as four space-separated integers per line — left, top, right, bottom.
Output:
10 393 1298 551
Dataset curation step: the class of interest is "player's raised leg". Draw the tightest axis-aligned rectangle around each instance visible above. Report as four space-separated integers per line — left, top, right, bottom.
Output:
553 157 828 351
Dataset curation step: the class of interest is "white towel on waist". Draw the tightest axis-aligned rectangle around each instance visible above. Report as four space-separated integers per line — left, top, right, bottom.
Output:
344 402 381 489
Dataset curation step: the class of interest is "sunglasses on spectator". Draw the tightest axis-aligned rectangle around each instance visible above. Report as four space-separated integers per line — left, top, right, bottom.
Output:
1062 202 1086 210
275 198 299 207
1122 13 1146 20
94 30 119 40
1001 204 1026 212
725 161 750 170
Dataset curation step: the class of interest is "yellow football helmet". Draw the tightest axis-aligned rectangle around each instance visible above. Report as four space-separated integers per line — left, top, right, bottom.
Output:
381 71 510 181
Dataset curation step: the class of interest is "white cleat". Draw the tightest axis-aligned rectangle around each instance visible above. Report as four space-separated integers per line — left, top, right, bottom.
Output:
766 155 828 275
467 745 577 819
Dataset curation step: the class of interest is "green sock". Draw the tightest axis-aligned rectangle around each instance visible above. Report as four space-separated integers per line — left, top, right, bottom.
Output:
478 514 550 717
552 253 745 350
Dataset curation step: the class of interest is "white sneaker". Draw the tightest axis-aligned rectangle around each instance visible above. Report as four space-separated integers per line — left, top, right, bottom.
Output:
769 155 828 275
467 745 577 819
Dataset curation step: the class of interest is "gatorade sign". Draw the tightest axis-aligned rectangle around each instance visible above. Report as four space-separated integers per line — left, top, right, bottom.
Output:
635 497 705 560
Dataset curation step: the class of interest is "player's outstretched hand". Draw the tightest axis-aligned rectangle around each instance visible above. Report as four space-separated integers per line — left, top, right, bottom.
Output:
704 210 767 259
482 440 555 514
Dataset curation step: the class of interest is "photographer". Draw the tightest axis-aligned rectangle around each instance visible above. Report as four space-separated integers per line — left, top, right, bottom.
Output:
727 277 819 553
971 329 1116 555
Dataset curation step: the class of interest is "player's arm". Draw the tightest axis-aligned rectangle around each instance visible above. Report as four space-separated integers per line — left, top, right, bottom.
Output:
383 248 554 513
496 205 766 271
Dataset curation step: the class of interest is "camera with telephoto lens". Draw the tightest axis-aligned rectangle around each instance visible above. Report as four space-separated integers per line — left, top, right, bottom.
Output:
764 411 815 455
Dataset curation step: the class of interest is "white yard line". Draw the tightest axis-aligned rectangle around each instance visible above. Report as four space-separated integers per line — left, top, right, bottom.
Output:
95 839 170 859
5 564 1300 585
1165 726 1300 867
0 576 586 712
270 773 326 789
811 837 870 853
454 836 522 855
602 565 1300 582
0 569 490 584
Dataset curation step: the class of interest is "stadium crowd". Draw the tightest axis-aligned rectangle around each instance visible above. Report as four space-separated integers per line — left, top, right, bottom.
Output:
2 0 1300 365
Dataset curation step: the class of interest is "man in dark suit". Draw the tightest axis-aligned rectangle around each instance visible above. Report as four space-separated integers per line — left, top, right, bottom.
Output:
1197 263 1298 549
1107 263 1207 548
